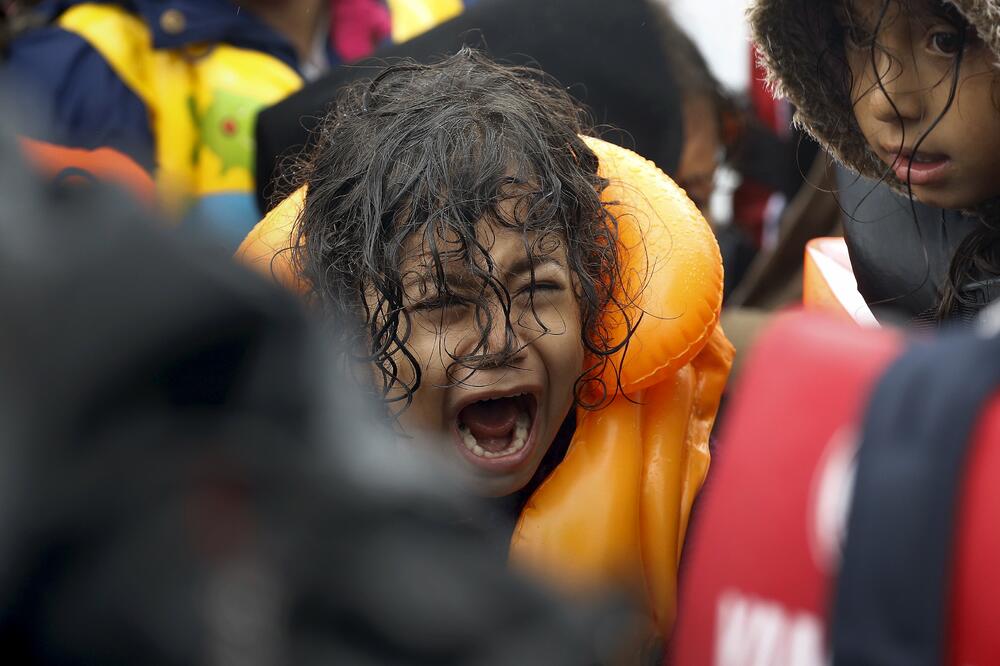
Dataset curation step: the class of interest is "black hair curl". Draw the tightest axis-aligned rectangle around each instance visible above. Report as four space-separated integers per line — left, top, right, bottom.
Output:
291 49 637 417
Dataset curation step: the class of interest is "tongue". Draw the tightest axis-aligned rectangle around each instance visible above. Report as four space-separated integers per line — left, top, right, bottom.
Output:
459 398 521 452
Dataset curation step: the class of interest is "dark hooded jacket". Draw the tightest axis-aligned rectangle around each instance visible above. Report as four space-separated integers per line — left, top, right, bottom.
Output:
749 0 1000 323
253 0 684 213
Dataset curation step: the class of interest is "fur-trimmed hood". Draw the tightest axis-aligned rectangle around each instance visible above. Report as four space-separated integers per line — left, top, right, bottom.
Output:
749 0 1000 190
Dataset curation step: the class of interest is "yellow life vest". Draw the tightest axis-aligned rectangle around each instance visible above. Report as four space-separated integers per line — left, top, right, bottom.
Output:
385 0 465 42
55 3 303 216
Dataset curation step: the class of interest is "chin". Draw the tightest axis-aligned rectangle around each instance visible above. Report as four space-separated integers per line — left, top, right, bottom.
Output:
911 189 966 211
469 458 541 498
910 182 986 212
475 477 527 498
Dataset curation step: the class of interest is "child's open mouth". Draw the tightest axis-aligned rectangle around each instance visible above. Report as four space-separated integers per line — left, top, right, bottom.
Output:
453 392 538 470
890 149 951 186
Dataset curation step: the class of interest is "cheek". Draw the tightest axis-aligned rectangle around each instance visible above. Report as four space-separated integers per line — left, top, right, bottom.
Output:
845 52 878 128
412 324 466 393
957 77 1000 140
846 50 868 97
533 302 586 401
376 317 453 430
554 340 586 420
949 75 1000 198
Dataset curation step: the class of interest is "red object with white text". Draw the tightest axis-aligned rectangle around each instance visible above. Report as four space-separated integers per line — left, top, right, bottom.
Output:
670 312 899 664
670 311 1000 664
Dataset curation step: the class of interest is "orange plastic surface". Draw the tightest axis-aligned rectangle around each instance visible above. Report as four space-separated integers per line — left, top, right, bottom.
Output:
236 186 308 292
509 138 732 637
20 138 156 204
803 237 878 327
578 136 725 393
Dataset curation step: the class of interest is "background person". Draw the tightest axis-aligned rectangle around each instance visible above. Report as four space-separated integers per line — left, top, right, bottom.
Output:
2 0 460 249
751 0 1000 324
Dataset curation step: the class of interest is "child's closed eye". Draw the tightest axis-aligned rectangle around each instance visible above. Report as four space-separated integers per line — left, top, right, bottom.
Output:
410 294 470 313
530 281 564 292
515 281 566 299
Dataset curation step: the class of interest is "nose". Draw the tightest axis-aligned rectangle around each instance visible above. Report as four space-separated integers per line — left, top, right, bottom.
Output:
458 299 528 369
866 48 923 126
487 300 529 365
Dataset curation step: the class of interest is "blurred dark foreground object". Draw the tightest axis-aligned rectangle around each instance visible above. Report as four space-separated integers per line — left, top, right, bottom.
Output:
0 130 634 665
671 311 1000 664
254 0 683 213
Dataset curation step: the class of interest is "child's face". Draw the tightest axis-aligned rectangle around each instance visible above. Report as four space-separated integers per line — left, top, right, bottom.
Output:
387 215 585 498
843 0 1000 209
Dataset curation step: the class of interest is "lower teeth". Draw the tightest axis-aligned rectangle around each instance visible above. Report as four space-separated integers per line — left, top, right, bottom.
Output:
459 412 530 459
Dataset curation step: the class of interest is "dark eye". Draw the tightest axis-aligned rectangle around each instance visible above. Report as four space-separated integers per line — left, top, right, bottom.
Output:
516 281 564 299
411 294 467 313
929 31 962 56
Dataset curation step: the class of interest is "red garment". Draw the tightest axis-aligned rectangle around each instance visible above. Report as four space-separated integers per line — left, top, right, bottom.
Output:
670 312 899 663
732 44 791 248
748 45 788 137
330 0 391 62
670 311 1000 663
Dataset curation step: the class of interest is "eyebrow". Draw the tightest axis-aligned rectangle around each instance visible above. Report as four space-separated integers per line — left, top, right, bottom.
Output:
402 255 566 293
503 254 565 279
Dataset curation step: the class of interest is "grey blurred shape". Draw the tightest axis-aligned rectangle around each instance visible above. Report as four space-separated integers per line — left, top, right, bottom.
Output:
0 110 634 665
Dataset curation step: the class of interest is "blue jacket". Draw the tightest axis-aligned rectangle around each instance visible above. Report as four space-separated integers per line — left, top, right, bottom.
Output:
5 0 477 247
5 0 336 247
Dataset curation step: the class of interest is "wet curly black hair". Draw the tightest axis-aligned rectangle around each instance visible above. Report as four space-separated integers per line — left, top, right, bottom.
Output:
291 49 637 416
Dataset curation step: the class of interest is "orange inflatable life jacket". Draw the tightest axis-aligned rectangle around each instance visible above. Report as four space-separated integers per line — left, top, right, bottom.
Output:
19 138 157 205
235 135 733 636
803 237 878 327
